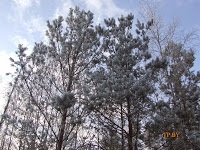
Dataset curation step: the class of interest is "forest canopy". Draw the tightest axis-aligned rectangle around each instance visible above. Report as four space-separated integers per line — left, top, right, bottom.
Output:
0 5 199 150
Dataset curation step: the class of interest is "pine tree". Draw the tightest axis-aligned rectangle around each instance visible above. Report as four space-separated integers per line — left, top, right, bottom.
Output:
84 14 165 150
0 7 102 150
145 41 200 149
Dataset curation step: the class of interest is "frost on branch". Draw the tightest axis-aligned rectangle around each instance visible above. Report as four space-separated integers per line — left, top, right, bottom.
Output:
51 92 76 112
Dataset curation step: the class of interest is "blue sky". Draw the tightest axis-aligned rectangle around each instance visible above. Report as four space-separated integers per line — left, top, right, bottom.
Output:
0 0 200 112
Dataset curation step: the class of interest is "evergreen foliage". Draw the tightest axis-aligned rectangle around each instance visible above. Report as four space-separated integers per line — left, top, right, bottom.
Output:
0 6 199 150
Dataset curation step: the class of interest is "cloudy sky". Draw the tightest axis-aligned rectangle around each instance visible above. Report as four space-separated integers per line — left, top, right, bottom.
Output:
0 0 200 112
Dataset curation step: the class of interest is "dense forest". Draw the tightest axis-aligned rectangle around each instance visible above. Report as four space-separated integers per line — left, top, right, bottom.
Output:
0 4 199 150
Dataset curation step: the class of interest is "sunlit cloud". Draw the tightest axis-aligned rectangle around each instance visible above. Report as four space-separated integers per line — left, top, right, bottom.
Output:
83 0 131 23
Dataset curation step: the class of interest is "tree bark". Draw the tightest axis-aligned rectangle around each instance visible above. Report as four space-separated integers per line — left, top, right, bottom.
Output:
56 59 75 150
57 112 67 150
134 112 140 150
127 97 133 150
120 102 125 150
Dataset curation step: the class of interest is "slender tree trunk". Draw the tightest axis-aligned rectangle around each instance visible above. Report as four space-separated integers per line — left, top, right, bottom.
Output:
57 66 74 150
97 117 100 150
57 112 67 150
120 102 125 150
134 112 140 150
127 97 133 150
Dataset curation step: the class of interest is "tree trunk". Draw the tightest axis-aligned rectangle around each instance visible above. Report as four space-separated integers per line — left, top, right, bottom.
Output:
120 102 125 150
57 112 67 150
134 112 140 150
127 97 133 150
56 58 75 150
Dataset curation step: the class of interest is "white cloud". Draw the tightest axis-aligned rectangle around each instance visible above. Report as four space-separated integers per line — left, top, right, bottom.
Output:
8 0 42 39
34 0 40 6
12 0 40 9
84 0 103 11
83 0 131 23
24 17 46 34
10 0 40 21
13 35 30 48
53 0 75 18
10 0 40 20
12 35 33 55
24 16 49 45
12 0 32 10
